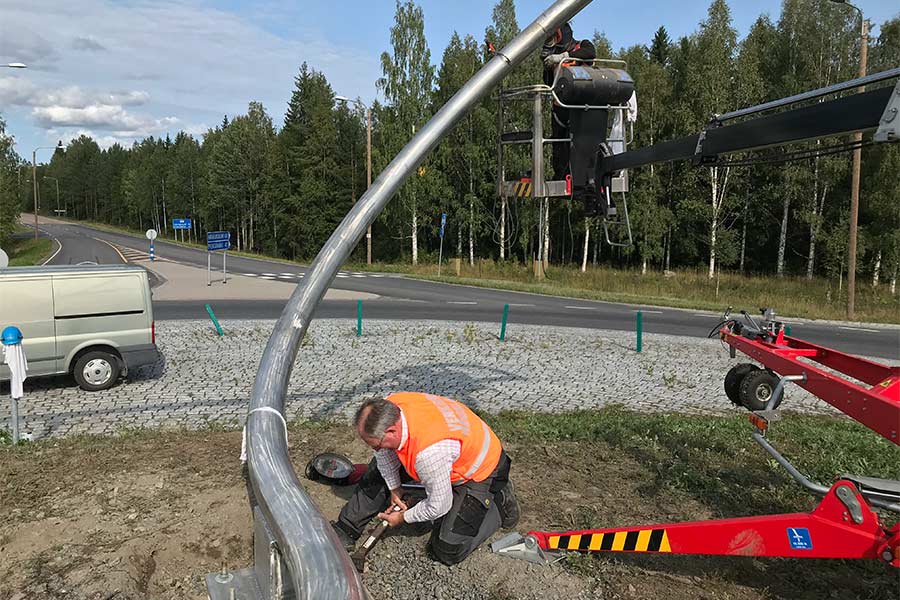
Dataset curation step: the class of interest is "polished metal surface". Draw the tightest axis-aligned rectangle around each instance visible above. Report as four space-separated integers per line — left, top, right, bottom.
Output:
245 1 595 599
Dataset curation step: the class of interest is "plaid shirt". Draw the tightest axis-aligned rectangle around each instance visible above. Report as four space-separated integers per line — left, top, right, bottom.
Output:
375 411 461 523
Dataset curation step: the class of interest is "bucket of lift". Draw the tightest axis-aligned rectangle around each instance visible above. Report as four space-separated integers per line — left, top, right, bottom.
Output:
497 59 635 247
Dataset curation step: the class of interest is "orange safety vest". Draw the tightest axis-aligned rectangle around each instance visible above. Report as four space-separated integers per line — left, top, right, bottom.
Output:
388 392 502 484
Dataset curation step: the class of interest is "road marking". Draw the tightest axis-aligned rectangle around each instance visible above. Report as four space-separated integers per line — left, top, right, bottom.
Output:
281 272 296 276
93 237 127 263
352 274 366 278
262 273 279 276
693 313 719 318
839 326 880 333
260 276 277 280
634 309 664 314
565 306 596 310
41 233 64 265
448 301 478 305
243 273 258 277
507 303 535 307
336 274 349 278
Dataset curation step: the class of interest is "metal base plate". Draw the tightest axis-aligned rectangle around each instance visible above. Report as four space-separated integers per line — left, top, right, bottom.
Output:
205 568 262 600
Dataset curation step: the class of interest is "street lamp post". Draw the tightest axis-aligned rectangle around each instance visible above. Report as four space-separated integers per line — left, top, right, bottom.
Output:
336 96 373 264
43 176 60 214
32 142 63 240
829 0 868 320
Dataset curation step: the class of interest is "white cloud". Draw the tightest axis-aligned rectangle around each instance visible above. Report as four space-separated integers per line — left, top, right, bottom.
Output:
0 0 381 153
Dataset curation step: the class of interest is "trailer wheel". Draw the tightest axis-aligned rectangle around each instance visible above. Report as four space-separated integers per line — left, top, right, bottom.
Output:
724 363 759 406
739 369 782 411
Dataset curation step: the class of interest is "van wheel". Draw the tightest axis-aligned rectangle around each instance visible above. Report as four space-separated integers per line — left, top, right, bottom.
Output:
74 351 120 391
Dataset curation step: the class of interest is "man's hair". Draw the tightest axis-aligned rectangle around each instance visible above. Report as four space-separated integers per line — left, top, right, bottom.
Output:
354 398 400 438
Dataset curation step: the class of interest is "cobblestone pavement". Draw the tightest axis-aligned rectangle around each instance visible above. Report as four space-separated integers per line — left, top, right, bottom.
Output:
2 319 873 439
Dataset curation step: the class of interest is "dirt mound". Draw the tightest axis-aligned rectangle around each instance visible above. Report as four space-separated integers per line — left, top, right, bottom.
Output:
1 425 891 599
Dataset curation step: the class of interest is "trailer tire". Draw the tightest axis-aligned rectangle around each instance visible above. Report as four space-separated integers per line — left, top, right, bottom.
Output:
739 368 782 411
724 363 759 406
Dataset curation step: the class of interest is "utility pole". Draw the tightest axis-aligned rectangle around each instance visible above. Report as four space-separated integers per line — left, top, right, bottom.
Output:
32 142 63 238
831 0 867 320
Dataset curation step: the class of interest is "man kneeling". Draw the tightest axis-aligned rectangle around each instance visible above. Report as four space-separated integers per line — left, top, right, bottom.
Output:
333 392 520 565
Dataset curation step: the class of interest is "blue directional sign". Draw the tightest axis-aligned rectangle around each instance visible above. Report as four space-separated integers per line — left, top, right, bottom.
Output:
207 231 231 242
172 218 193 230
207 240 230 252
439 213 447 238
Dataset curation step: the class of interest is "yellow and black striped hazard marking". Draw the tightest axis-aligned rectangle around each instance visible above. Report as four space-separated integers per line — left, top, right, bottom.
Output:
513 180 533 197
547 529 671 553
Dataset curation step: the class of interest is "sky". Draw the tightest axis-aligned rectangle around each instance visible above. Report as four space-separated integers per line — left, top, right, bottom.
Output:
1 0 898 157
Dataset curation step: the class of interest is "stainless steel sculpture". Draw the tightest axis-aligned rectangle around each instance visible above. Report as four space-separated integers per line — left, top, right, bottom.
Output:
240 1 595 599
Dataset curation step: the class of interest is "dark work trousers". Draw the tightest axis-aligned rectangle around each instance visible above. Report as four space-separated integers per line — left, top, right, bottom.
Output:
337 450 512 565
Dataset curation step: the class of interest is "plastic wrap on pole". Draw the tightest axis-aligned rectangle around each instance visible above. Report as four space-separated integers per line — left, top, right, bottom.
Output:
245 1 593 599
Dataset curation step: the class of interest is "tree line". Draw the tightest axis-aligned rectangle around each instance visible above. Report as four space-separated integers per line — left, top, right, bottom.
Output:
1 0 898 294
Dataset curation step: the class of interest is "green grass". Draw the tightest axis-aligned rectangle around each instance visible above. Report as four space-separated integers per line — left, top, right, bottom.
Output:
487 407 900 517
5 231 53 266
347 260 900 324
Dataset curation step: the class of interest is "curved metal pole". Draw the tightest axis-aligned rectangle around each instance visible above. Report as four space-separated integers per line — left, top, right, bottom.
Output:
245 1 594 599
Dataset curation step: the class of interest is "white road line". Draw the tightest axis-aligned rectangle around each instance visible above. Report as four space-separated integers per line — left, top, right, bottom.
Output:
260 276 277 280
243 273 258 277
370 274 385 278
448 301 478 305
336 274 349 278
565 306 596 310
41 233 63 265
280 272 296 276
262 273 278 277
839 326 880 333
507 303 535 307
634 309 664 314
351 274 366 278
92 237 128 263
693 314 718 318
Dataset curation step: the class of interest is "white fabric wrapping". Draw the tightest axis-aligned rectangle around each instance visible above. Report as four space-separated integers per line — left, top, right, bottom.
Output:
3 344 28 399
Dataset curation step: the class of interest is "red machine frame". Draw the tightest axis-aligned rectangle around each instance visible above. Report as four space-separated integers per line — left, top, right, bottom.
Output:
493 311 900 567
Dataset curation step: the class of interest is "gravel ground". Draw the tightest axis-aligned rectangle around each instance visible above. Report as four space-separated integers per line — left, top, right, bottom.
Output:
2 318 868 440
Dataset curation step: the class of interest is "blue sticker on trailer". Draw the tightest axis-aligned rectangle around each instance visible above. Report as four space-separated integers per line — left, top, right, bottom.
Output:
787 527 812 550
207 240 230 251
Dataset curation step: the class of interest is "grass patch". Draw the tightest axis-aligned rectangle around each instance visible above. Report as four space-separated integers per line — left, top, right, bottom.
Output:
488 407 900 518
5 234 53 266
348 260 900 324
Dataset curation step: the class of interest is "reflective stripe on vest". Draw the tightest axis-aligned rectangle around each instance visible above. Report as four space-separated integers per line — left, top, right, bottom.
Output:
463 420 492 480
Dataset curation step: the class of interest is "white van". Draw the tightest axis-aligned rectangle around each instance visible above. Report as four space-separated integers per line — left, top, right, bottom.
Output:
0 264 159 391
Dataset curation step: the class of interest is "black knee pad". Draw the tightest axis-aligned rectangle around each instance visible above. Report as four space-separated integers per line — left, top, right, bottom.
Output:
429 536 468 566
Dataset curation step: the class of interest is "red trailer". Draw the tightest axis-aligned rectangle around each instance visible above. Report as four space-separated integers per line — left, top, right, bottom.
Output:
493 309 900 567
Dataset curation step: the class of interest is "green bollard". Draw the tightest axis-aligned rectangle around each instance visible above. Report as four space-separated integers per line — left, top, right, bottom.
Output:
205 303 224 337
499 304 509 341
636 310 643 353
357 300 362 337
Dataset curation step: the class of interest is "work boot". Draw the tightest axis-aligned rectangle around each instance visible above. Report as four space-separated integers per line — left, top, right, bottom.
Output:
496 481 521 529
331 520 359 551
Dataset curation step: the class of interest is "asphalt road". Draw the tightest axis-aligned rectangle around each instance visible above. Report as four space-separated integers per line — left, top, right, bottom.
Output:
33 220 900 360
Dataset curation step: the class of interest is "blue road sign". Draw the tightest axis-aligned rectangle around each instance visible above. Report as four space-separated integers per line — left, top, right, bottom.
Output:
439 213 447 238
207 240 230 252
207 231 231 242
172 218 193 230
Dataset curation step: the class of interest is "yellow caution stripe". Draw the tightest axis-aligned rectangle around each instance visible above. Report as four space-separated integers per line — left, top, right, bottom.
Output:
514 181 533 197
547 529 671 553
